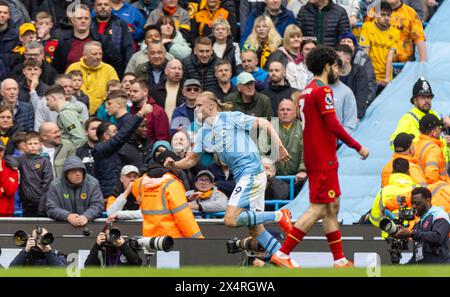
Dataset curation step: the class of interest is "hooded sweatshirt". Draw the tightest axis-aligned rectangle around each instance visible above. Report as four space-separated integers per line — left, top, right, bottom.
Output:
57 102 87 149
150 140 172 162
46 156 104 222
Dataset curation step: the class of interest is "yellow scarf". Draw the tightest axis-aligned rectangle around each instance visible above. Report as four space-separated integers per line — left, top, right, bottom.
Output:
260 42 272 68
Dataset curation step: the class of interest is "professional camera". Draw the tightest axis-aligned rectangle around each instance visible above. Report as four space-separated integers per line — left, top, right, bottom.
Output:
14 226 54 254
101 222 122 248
128 236 174 253
226 237 264 254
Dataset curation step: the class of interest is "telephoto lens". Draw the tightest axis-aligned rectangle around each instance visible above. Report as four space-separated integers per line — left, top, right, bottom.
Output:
38 233 54 246
13 230 28 247
237 237 265 252
137 236 174 252
379 218 399 235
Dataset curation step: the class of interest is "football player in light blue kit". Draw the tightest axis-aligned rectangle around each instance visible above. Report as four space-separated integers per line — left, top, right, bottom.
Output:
164 91 292 259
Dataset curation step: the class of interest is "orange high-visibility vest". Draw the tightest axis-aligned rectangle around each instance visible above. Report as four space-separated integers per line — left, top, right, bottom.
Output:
414 134 450 185
381 153 427 187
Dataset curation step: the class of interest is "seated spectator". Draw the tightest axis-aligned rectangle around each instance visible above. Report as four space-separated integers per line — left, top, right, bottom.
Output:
150 140 172 163
0 141 19 217
67 70 90 108
190 0 237 44
171 129 192 159
151 59 184 119
240 0 289 34
286 37 315 90
110 0 146 43
119 120 152 173
225 72 272 119
129 78 170 143
39 122 76 178
155 15 191 60
93 91 153 197
147 0 190 43
46 156 104 226
0 107 21 156
121 72 137 97
359 2 399 96
335 44 369 119
11 23 38 69
18 59 48 103
243 15 282 69
210 19 242 76
38 0 91 30
96 79 123 124
265 24 303 69
231 50 268 90
45 85 86 149
241 0 295 47
65 41 120 116
134 40 169 87
296 0 350 45
12 41 58 86
92 0 135 75
187 170 228 213
171 79 203 134
17 131 53 217
9 227 66 267
210 59 236 101
275 99 306 193
76 117 103 177
84 227 142 267
106 165 140 216
338 32 376 105
330 77 358 134
0 78 34 132
0 1 20 70
261 157 290 201
207 153 235 197
262 61 298 115
182 37 219 91
125 25 174 74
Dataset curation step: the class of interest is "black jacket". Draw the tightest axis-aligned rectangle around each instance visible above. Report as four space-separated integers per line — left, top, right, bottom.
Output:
210 84 237 102
52 30 122 74
13 60 59 86
343 63 369 119
18 79 48 103
91 15 135 76
0 20 20 70
207 163 235 197
93 113 143 197
261 81 298 116
182 53 219 91
84 242 142 267
265 176 290 200
118 137 152 174
409 208 450 264
211 36 242 76
39 0 91 29
76 142 96 177
9 250 66 267
151 79 184 110
297 1 350 46
1 125 19 156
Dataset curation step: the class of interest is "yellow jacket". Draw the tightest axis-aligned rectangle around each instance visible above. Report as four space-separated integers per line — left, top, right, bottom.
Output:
65 58 119 115
390 107 449 161
381 153 427 187
132 173 204 239
370 173 416 228
414 134 450 185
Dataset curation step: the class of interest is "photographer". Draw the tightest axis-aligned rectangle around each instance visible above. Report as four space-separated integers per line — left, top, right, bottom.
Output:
392 187 450 264
84 227 142 267
9 228 66 267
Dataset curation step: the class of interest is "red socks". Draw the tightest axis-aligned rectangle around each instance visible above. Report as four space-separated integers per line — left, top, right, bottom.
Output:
326 230 345 261
279 227 305 255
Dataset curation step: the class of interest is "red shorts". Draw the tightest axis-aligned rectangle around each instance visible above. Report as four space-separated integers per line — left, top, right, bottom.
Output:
308 169 341 204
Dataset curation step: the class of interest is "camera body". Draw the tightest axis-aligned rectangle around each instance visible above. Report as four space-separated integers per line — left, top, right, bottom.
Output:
101 222 122 248
13 226 54 254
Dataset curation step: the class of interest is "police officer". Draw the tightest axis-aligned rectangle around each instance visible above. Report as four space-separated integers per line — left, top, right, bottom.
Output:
392 187 450 264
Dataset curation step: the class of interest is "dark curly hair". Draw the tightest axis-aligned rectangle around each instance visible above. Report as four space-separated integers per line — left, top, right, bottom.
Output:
305 46 339 76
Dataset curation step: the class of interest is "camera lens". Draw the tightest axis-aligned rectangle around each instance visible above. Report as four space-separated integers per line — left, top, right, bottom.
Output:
380 218 399 235
150 236 174 252
13 230 28 247
39 233 54 246
109 228 121 242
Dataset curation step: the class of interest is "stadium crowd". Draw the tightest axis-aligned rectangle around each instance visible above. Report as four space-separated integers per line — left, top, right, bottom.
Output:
0 0 447 254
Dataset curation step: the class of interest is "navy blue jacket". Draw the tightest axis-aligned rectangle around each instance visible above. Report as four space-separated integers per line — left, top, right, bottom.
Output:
7 100 34 132
9 250 66 267
93 113 143 197
0 20 20 70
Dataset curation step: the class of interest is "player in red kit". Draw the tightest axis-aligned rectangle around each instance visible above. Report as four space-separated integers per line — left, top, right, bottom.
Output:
270 46 369 268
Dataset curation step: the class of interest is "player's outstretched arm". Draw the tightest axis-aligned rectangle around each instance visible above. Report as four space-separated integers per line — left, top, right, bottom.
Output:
254 117 292 163
164 152 201 170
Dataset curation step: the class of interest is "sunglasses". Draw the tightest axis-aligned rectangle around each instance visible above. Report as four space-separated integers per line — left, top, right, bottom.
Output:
186 87 200 92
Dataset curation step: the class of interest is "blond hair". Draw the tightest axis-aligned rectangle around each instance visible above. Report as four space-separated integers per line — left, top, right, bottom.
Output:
198 91 233 112
283 24 303 50
244 15 282 53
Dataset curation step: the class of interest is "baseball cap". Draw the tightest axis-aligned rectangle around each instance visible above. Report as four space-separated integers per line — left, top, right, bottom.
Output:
411 77 434 104
237 72 255 85
419 114 444 132
195 170 215 182
121 165 140 176
393 133 415 153
19 23 37 36
183 79 201 88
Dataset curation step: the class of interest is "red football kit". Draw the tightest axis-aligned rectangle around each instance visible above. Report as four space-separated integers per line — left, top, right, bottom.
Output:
299 79 362 203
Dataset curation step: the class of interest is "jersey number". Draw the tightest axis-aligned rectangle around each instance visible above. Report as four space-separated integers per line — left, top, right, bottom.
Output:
299 98 306 131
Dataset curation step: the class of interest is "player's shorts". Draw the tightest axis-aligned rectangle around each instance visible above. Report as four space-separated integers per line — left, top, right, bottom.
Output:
228 171 267 211
308 169 341 204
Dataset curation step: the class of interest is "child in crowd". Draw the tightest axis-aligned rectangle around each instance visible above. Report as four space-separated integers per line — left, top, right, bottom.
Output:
96 80 123 124
17 131 53 217
35 11 58 63
68 70 90 109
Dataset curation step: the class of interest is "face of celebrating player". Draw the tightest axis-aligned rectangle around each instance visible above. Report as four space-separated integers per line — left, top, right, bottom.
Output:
195 94 214 123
